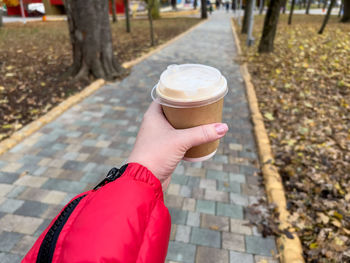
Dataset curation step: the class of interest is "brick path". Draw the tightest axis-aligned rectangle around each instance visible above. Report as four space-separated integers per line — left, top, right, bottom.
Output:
0 10 277 263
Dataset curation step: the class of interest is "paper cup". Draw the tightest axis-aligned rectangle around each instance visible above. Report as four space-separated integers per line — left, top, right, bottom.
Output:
151 64 228 162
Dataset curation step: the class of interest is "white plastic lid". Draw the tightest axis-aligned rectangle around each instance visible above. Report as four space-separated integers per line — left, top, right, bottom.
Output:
153 64 228 108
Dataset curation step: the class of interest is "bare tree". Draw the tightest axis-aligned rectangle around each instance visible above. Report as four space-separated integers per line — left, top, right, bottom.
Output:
64 0 125 80
145 0 156 46
242 0 254 33
0 10 3 28
305 0 312 14
259 0 265 13
111 0 117 23
319 0 336 34
171 0 177 10
341 0 350 22
258 0 284 53
201 0 208 18
124 0 131 32
288 0 296 24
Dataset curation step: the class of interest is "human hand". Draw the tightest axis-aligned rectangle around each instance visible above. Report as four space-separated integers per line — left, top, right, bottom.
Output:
127 102 228 191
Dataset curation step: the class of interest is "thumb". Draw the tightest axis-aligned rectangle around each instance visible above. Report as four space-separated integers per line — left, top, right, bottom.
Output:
179 123 229 149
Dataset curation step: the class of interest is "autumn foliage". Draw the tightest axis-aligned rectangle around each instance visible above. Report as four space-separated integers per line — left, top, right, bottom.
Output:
236 14 350 261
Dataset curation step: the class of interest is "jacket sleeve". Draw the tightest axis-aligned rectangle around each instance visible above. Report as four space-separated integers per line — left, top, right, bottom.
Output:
136 198 171 263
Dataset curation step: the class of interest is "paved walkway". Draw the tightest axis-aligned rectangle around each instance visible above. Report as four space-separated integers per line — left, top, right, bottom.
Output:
0 10 277 263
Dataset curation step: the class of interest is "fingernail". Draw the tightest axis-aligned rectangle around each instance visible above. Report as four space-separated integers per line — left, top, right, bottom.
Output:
215 123 228 135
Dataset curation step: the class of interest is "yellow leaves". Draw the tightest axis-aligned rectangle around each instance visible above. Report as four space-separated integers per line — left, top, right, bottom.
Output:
264 112 274 121
309 242 318 249
5 73 15 77
275 68 281 75
302 62 309 68
299 45 304 50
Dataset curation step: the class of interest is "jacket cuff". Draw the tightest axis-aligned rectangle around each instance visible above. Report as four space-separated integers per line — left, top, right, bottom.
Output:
123 163 164 201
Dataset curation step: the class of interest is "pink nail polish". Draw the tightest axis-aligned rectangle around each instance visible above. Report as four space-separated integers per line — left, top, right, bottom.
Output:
215 123 228 135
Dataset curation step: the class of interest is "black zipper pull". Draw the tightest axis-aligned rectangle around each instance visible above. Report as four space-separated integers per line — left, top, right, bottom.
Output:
93 167 119 191
93 165 128 191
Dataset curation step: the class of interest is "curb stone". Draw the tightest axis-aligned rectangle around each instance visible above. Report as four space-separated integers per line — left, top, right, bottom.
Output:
230 19 305 263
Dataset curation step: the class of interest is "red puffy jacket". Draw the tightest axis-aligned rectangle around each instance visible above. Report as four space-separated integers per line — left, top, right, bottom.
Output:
22 163 171 263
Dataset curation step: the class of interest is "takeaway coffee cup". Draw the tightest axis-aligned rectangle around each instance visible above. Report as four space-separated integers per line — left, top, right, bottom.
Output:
151 64 228 162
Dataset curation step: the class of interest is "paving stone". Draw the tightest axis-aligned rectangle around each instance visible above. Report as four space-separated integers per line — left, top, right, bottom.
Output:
0 231 23 252
0 163 23 173
6 185 26 199
171 174 188 185
0 199 25 213
175 225 191 243
42 178 87 193
14 175 48 188
0 184 14 197
185 167 206 177
179 185 192 198
166 241 196 263
182 198 196 212
0 252 23 263
18 187 50 202
204 189 229 202
199 179 217 190
245 236 277 257
165 195 184 209
186 211 200 227
62 160 87 171
230 219 253 235
0 214 43 234
196 200 216 215
229 173 246 183
187 177 200 188
217 203 243 219
191 227 221 248
213 154 229 164
33 219 51 237
170 224 177 241
0 173 20 184
217 181 241 193
230 193 248 206
41 191 67 205
207 170 229 181
168 208 187 225
192 188 204 199
254 255 279 263
201 214 229 232
15 200 49 218
230 251 254 263
11 235 36 255
229 143 243 151
167 184 180 196
196 246 229 263
222 232 245 252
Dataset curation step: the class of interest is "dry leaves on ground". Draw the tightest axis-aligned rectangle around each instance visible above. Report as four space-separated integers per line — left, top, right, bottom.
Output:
235 14 350 262
0 18 200 141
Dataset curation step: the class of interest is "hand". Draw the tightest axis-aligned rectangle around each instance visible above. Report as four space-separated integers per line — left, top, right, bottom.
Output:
127 102 228 191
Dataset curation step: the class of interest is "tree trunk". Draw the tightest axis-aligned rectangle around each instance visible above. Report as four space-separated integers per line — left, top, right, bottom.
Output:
65 0 124 80
171 0 177 9
147 0 155 46
322 0 327 10
201 0 208 18
242 0 254 33
259 0 265 14
0 10 3 28
319 0 336 33
282 0 287 13
338 0 343 17
341 0 350 22
288 0 296 24
299 0 302 9
318 0 321 8
111 0 117 23
124 0 130 32
258 0 284 53
194 0 198 9
151 0 160 19
305 0 311 14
